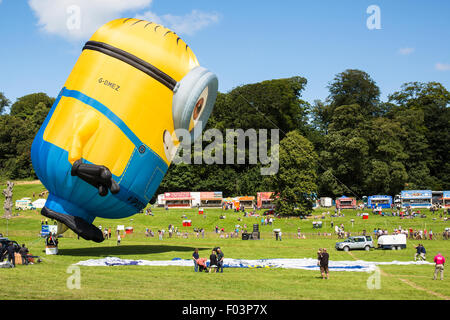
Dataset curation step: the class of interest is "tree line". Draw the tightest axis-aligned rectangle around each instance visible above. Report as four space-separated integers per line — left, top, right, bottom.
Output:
1 69 449 215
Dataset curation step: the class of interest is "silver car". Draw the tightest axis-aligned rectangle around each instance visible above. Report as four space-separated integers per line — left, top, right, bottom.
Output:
335 236 374 251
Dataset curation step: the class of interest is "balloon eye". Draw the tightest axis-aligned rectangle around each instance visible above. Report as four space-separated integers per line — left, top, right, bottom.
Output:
190 86 209 131
163 130 176 161
193 98 204 121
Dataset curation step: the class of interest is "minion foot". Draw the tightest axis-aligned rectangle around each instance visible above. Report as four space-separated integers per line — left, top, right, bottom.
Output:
41 206 104 243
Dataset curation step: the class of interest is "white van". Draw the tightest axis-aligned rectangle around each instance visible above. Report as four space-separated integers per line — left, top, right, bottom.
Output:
320 197 332 207
15 198 35 210
377 234 407 250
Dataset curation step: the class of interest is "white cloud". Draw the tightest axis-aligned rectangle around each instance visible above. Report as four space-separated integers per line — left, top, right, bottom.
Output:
136 9 220 36
398 47 415 55
28 0 219 41
435 63 450 71
28 0 154 41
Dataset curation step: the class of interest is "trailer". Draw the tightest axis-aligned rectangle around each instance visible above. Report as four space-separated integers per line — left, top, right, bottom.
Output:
400 190 432 208
320 197 333 207
368 195 392 209
336 196 356 209
257 192 274 209
377 234 407 250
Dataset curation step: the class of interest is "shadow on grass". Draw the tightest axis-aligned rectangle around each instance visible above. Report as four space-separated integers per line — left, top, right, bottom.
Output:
58 245 209 257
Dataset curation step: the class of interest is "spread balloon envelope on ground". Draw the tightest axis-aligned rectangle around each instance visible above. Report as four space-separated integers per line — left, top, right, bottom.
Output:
31 18 218 242
74 257 433 272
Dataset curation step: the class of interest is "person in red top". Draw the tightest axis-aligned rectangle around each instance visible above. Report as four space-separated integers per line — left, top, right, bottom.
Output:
433 252 445 280
196 257 208 272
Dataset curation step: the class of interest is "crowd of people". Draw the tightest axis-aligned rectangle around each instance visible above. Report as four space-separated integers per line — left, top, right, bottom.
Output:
98 226 112 240
143 225 207 240
369 206 449 221
192 247 224 273
368 226 445 240
412 244 447 280
0 242 31 267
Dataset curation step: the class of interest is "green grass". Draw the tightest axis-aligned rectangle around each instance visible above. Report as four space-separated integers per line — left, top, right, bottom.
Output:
1 182 449 300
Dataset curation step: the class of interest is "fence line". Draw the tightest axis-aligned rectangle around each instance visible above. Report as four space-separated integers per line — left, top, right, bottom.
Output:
130 231 450 241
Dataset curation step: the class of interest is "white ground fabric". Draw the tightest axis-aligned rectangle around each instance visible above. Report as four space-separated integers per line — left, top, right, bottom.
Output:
74 257 433 272
0 261 14 268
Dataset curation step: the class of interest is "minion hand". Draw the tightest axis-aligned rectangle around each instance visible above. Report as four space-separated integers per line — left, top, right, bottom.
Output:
71 160 120 196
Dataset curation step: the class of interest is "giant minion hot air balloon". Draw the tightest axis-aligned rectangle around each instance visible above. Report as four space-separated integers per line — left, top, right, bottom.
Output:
31 19 218 242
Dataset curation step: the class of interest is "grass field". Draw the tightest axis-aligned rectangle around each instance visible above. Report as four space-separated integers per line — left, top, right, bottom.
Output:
1 181 449 300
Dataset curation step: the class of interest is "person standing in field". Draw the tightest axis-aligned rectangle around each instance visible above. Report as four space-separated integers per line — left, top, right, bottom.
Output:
318 248 329 280
19 244 29 265
192 248 200 272
117 233 121 246
317 248 323 267
433 252 445 280
209 249 218 273
6 242 16 267
216 248 224 273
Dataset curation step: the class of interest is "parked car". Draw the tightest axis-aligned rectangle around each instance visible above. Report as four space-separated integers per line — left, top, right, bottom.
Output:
0 237 20 253
335 236 374 251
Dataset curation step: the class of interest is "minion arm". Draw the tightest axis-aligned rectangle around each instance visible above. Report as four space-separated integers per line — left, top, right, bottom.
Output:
71 160 120 196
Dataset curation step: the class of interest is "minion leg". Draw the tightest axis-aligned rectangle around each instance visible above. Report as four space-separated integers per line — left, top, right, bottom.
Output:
42 206 104 243
41 193 105 243
42 161 120 242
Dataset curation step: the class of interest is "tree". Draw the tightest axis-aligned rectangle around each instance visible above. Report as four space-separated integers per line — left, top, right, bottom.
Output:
388 82 450 189
207 77 310 135
0 92 10 115
313 70 385 197
9 93 54 119
327 69 381 117
2 181 14 219
349 116 409 195
0 115 36 179
268 131 318 216
310 99 332 135
318 104 370 197
0 94 54 179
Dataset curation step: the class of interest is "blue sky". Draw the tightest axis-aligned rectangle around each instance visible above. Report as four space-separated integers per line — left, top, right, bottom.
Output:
0 0 449 109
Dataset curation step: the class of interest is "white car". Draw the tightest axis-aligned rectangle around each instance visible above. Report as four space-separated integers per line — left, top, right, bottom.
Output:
335 236 374 251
